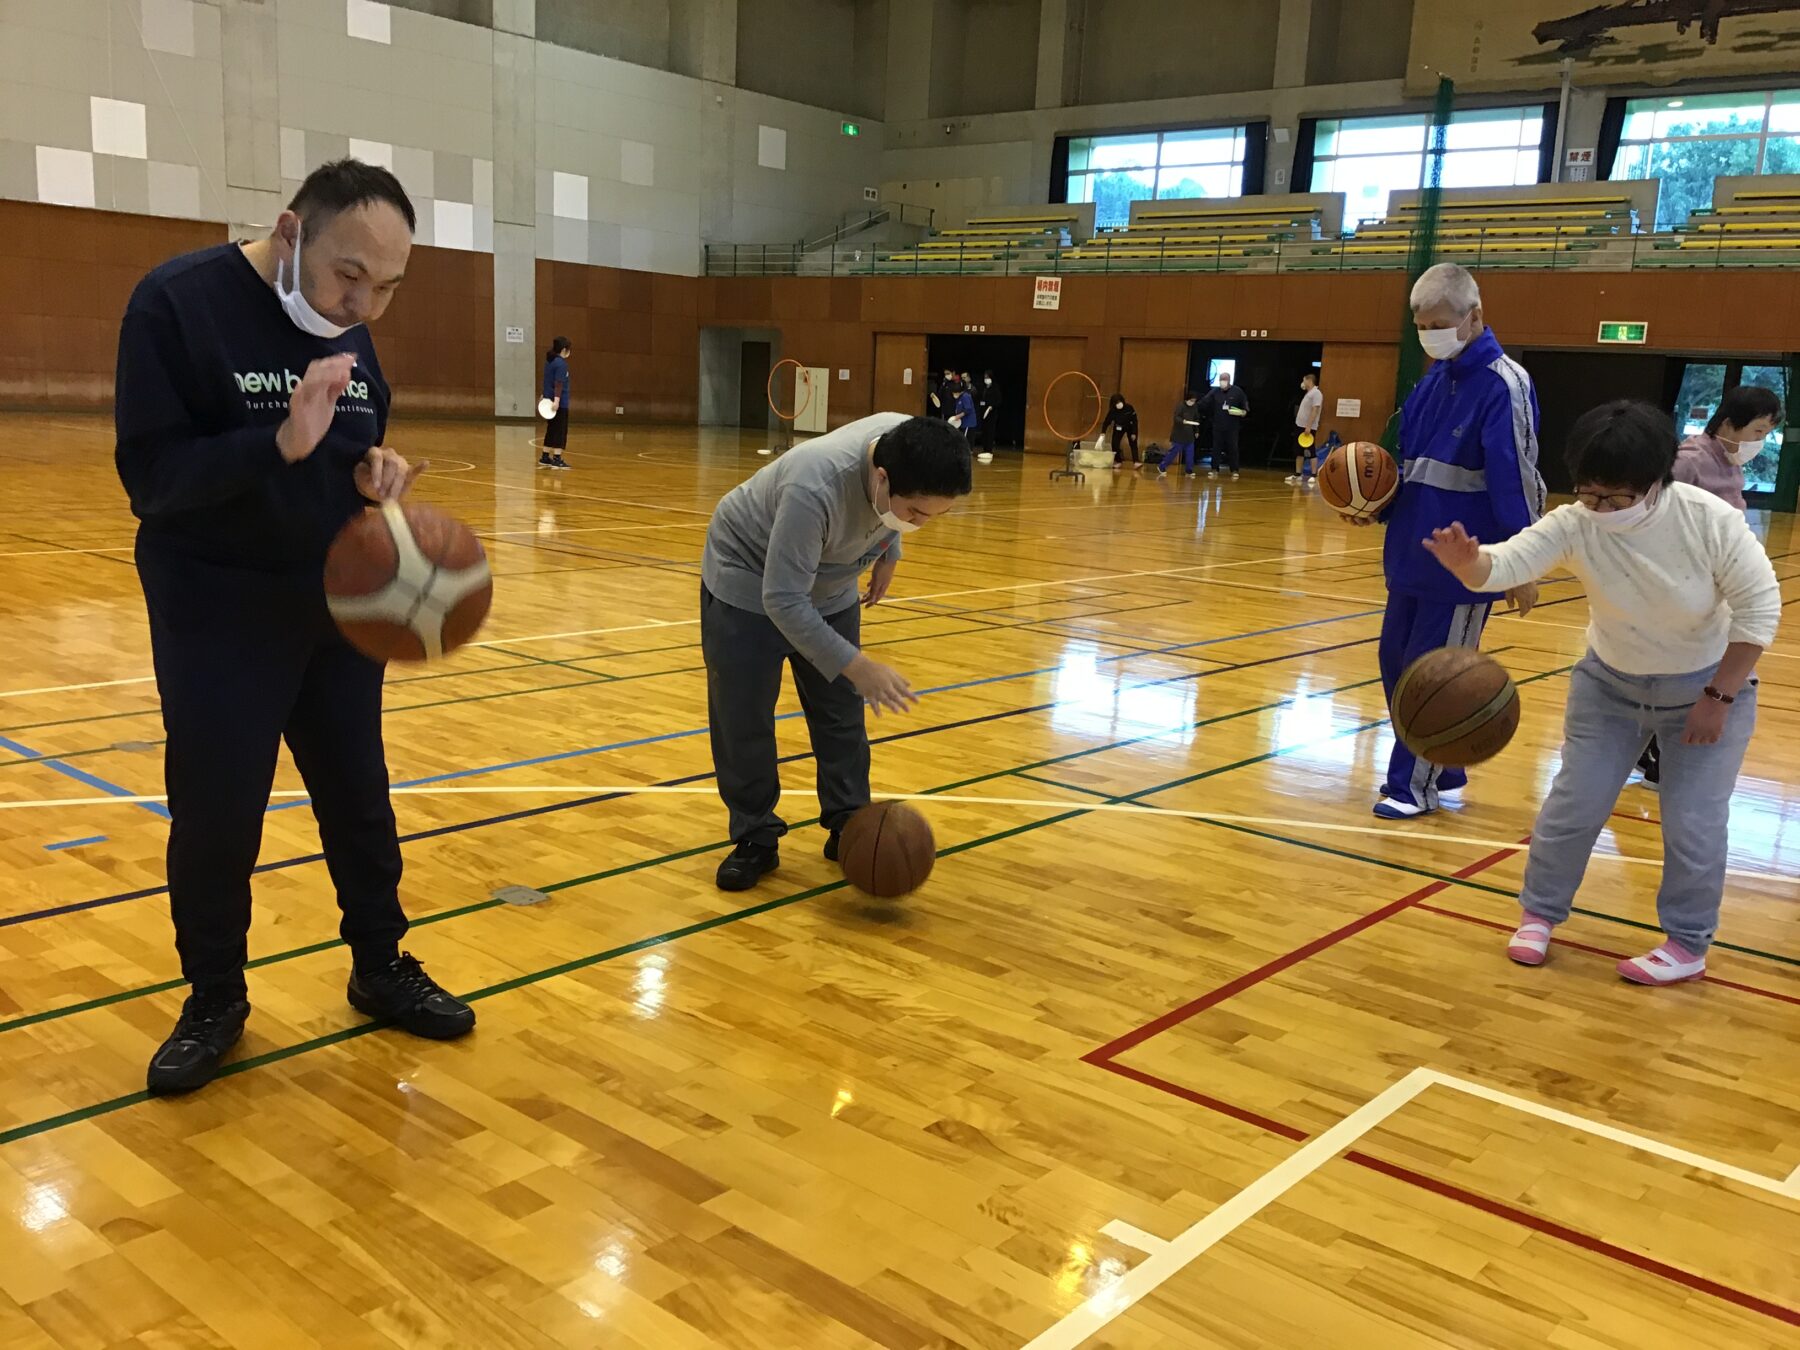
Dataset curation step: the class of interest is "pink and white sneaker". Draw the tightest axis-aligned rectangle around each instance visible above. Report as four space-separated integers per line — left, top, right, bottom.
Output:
1506 916 1554 966
1618 941 1706 985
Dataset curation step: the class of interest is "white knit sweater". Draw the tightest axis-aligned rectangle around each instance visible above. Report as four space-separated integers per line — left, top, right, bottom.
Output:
1479 482 1780 675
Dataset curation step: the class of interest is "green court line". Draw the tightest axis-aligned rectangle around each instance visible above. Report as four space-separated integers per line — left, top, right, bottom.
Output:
1013 749 1800 970
0 669 1408 1040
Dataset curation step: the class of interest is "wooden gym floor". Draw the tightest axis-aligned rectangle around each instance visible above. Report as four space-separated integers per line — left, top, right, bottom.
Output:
1 413 1796 1349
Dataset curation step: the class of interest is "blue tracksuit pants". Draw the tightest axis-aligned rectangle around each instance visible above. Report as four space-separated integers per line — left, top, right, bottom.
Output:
1379 593 1492 809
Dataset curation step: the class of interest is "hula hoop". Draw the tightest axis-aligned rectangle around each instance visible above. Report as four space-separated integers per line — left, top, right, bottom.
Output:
1043 369 1103 443
767 358 815 424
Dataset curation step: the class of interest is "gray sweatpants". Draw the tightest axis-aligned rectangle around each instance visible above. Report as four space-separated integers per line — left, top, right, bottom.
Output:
1520 652 1757 954
700 585 870 847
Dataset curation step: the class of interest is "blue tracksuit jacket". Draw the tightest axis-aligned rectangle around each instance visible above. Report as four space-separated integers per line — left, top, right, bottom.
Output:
1383 327 1546 602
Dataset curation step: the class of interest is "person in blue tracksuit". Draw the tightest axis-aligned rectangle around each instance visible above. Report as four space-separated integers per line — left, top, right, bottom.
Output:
1362 263 1547 819
952 382 979 447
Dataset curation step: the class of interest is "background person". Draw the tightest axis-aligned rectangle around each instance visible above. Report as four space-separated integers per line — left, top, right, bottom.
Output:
1159 390 1203 477
540 335 571 470
1100 392 1139 467
1423 401 1778 985
1198 370 1249 480
1288 371 1324 485
975 370 1000 462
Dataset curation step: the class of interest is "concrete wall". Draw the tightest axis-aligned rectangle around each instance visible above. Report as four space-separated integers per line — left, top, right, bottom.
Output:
929 0 1040 118
1081 0 1280 105
1306 0 1413 86
736 0 888 121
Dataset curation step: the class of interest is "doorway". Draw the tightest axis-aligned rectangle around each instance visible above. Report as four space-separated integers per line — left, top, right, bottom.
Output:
738 341 772 431
926 334 1031 449
1185 340 1324 467
1667 357 1793 510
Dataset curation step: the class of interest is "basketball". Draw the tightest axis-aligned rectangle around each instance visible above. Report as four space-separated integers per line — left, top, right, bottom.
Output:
324 501 493 662
837 800 936 898
1318 441 1400 519
1390 647 1520 769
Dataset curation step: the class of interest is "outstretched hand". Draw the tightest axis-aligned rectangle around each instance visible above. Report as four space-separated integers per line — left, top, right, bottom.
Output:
1422 522 1480 573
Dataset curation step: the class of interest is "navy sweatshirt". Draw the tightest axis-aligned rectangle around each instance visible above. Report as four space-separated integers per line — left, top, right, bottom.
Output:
114 243 389 573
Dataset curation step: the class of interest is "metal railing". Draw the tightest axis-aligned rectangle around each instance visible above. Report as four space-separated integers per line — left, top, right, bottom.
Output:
705 202 936 276
702 221 1800 277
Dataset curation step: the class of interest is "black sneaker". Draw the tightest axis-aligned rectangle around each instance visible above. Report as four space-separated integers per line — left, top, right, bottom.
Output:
716 840 779 891
347 953 475 1040
550 456 570 471
823 829 842 863
538 452 554 468
146 989 251 1096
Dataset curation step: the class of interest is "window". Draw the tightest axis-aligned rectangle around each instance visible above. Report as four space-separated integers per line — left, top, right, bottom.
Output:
1613 89 1800 230
1310 107 1545 232
1064 126 1249 230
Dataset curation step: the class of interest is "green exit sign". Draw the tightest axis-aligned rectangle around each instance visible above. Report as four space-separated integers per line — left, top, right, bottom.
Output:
841 121 860 137
1597 321 1647 344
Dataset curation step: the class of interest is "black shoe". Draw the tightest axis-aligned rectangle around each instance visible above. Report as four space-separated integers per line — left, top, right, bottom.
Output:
146 990 251 1096
538 452 554 467
549 456 570 471
716 840 779 891
347 952 475 1040
823 829 842 863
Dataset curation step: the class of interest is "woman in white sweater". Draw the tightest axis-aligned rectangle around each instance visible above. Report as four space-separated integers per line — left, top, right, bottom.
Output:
1423 400 1780 986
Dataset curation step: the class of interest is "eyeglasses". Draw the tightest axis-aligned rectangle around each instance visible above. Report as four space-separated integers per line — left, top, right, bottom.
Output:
1574 491 1643 512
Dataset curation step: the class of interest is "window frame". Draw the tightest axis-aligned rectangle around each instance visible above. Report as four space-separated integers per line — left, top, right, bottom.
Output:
1060 124 1252 229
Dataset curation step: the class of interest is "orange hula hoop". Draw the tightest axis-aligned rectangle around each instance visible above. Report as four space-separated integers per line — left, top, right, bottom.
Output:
1042 370 1103 443
767 358 815 424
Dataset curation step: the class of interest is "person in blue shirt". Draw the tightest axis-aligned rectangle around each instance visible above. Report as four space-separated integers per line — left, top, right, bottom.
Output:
540 336 570 470
113 159 475 1095
1356 263 1546 819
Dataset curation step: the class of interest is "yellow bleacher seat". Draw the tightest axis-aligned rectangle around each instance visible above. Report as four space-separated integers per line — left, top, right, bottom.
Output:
1389 194 1630 211
964 211 1080 226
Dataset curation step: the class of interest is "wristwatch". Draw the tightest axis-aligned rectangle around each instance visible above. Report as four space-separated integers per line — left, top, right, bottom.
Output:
1702 685 1735 704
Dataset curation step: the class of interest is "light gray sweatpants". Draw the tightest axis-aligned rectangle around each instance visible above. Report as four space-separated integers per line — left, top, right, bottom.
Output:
1519 652 1756 954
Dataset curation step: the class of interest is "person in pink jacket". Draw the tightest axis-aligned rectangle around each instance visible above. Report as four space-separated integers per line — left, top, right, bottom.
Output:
1673 383 1782 512
1634 382 1783 788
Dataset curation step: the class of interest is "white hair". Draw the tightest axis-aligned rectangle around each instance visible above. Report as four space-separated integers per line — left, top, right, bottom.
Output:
1409 262 1481 315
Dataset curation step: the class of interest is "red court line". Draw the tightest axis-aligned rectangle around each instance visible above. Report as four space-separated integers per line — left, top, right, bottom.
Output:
1414 901 1800 1007
1346 1151 1800 1329
1611 810 1662 826
1081 843 1525 1065
1083 833 1800 1328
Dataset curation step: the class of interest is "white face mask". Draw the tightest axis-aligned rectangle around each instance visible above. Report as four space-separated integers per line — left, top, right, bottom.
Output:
1584 487 1657 531
1722 435 1764 466
275 224 354 339
984 378 991 386
875 472 921 534
1417 322 1469 361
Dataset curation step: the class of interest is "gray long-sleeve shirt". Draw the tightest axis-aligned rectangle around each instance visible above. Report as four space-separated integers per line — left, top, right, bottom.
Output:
701 412 908 681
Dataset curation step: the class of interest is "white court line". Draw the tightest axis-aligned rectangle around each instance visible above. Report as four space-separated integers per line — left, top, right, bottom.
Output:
0 545 136 559
0 540 1385 691
0 674 158 699
1024 1067 1799 1349
1786 1160 1800 1198
485 543 1384 647
1023 1068 1437 1349
1098 1220 1169 1253
5 784 1794 886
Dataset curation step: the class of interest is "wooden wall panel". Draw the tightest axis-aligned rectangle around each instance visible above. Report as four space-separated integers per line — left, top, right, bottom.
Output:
0 200 223 407
1119 340 1191 446
536 260 699 422
1319 341 1401 448
1026 337 1097 454
379 244 495 417
874 333 927 419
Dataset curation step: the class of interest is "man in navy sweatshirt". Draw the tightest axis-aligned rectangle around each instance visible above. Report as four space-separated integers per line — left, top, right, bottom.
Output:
1365 263 1546 819
115 159 475 1095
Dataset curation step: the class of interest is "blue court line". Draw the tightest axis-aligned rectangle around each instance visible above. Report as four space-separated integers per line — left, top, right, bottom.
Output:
260 605 1385 814
44 836 107 852
0 734 169 820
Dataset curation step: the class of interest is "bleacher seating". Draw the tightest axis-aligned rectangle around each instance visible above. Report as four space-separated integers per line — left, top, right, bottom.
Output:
1639 174 1800 268
709 177 1800 276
